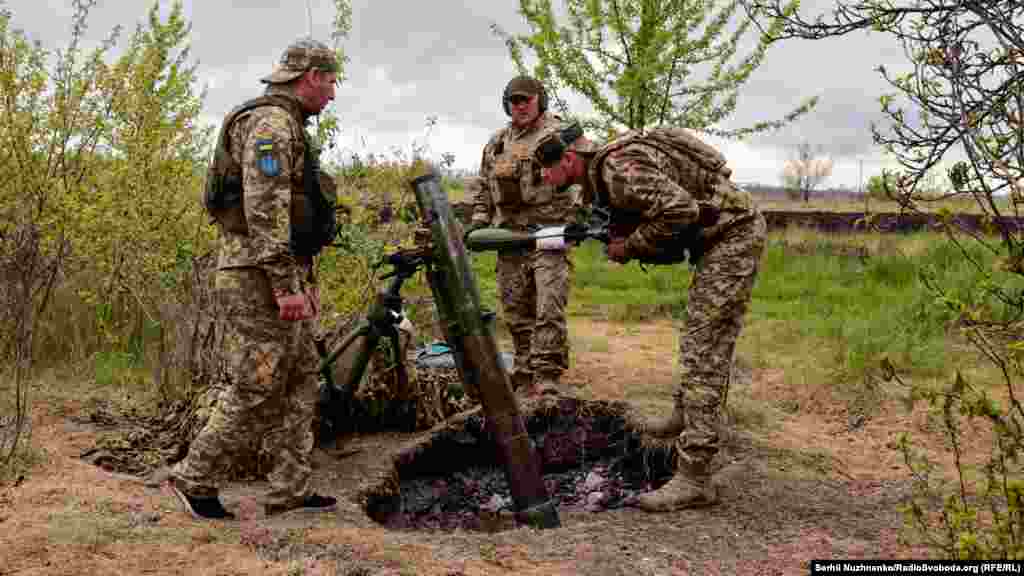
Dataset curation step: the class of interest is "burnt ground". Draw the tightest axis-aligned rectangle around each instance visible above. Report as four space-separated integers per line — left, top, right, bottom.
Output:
0 317 941 576
223 405 920 575
366 398 676 532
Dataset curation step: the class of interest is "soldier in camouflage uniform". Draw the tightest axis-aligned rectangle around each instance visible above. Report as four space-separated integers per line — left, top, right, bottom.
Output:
168 38 341 520
535 123 766 511
469 76 576 397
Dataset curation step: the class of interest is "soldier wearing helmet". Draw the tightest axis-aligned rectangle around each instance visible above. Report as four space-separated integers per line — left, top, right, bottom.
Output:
535 122 766 512
469 76 578 397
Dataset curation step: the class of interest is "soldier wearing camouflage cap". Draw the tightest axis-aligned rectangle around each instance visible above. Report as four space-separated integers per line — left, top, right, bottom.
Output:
536 123 766 512
469 76 578 397
171 38 340 520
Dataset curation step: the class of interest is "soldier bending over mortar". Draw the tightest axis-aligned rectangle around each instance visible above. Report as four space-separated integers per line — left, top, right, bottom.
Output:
533 122 766 511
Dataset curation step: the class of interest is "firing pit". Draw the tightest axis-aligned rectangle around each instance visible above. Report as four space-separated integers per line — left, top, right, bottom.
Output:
360 397 676 532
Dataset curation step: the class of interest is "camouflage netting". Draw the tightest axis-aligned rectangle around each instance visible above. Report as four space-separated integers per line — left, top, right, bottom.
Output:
315 312 478 441
83 253 478 479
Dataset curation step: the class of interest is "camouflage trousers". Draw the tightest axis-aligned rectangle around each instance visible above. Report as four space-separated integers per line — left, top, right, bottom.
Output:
674 211 766 456
495 246 572 382
172 267 320 507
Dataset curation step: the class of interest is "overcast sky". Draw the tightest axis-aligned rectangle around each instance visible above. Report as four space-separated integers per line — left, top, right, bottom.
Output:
12 0 918 188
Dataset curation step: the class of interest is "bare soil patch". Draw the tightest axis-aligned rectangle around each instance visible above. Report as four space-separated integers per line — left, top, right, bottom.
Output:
1 318 940 576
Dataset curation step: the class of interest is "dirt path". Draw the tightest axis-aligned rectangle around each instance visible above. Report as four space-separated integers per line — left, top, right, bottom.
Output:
0 318 934 576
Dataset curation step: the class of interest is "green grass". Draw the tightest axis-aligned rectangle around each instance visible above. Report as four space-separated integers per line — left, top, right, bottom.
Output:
465 240 692 322
92 350 144 387
462 231 1021 391
18 225 1018 406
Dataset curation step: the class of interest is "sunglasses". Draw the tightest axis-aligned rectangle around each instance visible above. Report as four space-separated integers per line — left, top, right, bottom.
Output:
508 94 533 106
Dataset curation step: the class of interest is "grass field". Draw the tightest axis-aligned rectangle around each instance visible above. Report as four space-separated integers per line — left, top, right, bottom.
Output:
456 228 1017 394
441 178 1016 216
752 195 1004 214
3 225 1020 573
13 225 1014 421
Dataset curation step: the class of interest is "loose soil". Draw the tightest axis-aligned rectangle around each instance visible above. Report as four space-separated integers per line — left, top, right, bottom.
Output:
371 397 675 533
1 317 967 576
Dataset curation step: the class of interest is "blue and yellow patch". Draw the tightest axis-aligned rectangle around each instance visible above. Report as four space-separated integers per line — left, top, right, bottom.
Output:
256 139 281 177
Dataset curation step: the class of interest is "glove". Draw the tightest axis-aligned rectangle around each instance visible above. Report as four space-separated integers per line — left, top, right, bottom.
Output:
688 240 705 266
275 291 315 321
562 222 589 244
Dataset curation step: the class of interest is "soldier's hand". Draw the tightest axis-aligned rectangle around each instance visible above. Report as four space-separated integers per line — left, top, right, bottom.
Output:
276 292 315 321
606 237 630 264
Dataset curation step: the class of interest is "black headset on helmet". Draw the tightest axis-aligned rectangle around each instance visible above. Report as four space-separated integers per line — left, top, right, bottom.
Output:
502 77 549 116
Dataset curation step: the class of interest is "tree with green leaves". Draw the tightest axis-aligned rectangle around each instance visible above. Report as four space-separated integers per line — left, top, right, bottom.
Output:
743 0 1024 559
309 0 352 155
492 0 818 137
0 0 214 475
865 172 896 201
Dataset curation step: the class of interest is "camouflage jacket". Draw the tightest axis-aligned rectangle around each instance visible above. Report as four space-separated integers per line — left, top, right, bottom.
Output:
586 127 757 261
216 86 317 294
474 113 576 230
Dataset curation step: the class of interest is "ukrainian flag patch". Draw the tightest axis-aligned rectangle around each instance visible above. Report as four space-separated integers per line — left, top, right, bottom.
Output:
256 139 280 177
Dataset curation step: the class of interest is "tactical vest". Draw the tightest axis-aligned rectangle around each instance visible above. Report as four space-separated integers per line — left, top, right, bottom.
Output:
587 127 755 264
487 114 571 226
203 95 337 258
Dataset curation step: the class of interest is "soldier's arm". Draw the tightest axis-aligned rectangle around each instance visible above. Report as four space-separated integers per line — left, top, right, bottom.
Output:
471 139 498 226
602 145 700 259
240 108 301 294
466 175 491 226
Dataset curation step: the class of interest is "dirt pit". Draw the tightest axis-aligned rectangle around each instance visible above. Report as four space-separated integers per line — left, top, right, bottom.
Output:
363 397 676 532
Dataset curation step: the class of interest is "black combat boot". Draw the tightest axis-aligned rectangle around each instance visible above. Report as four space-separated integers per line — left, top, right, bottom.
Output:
168 478 236 520
265 494 338 517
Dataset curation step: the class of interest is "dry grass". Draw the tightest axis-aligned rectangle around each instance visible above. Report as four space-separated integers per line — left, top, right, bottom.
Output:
772 225 939 258
755 195 991 215
2 314 996 574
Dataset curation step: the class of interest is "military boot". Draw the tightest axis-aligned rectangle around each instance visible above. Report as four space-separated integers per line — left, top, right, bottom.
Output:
168 478 236 521
632 449 718 512
635 402 686 438
265 494 337 517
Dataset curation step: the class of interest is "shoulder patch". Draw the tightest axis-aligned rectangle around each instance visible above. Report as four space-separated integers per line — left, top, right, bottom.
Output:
255 138 281 177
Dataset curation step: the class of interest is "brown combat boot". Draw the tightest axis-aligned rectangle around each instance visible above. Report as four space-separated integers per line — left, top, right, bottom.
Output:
634 403 686 438
632 449 718 512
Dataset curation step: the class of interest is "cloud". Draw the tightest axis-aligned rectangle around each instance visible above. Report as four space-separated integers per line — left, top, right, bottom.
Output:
331 114 492 172
9 0 921 187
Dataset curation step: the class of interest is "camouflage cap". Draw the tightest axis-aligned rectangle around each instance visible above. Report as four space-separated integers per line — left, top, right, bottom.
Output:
534 121 600 166
505 75 545 97
261 38 340 84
